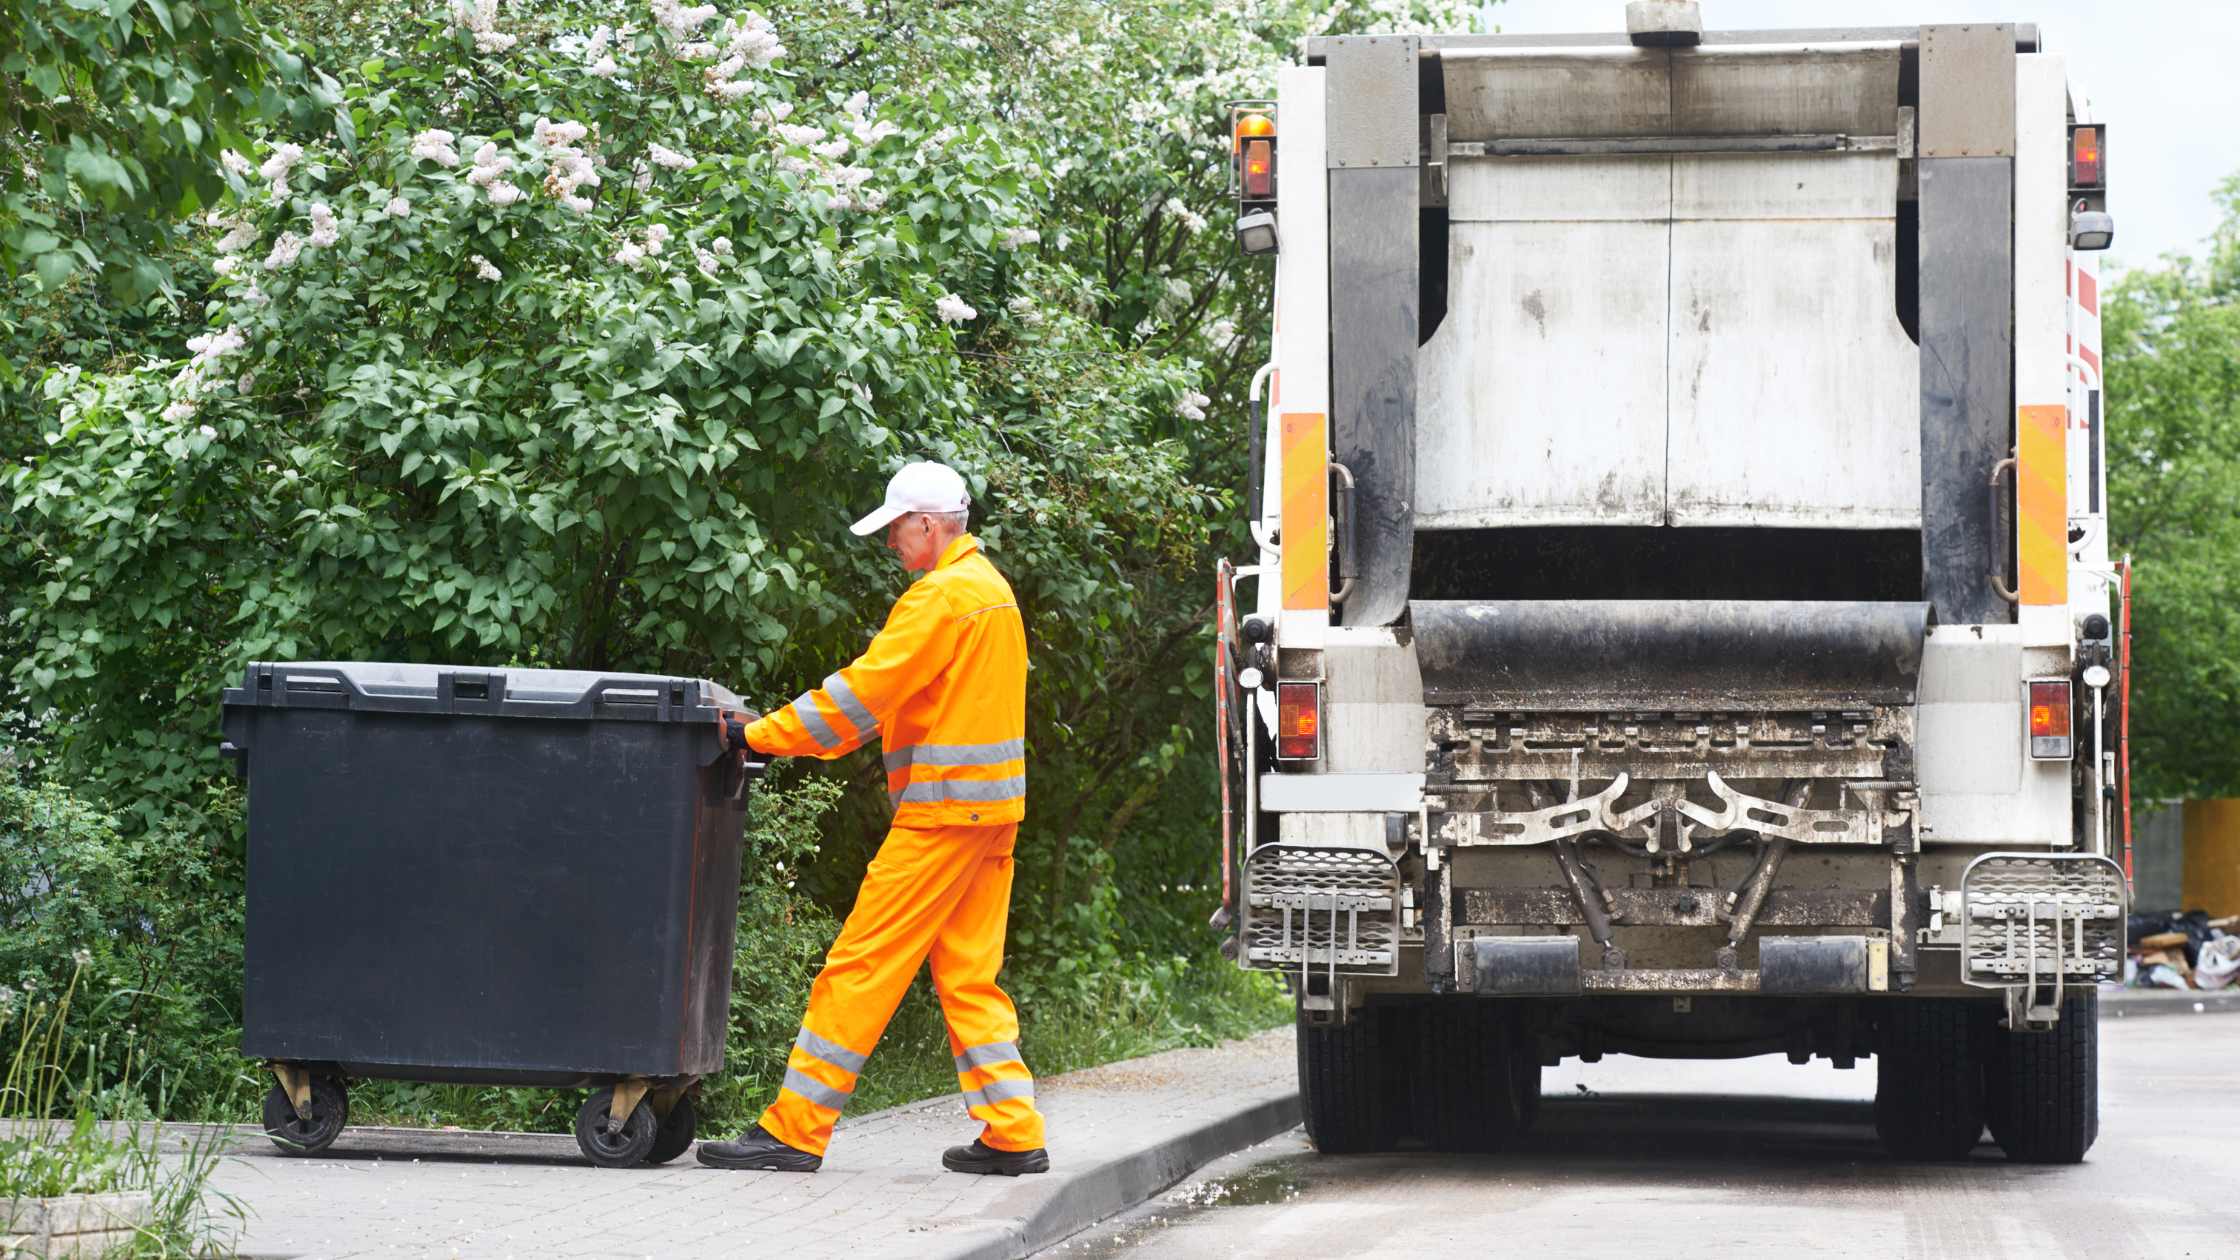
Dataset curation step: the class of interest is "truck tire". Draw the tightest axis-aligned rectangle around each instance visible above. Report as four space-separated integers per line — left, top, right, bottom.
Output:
1406 1001 1520 1154
1512 1054 1544 1134
1297 1007 1394 1154
1986 991 2098 1164
1872 998 1989 1161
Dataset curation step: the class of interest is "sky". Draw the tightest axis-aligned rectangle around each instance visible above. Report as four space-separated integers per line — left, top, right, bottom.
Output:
1479 0 2240 271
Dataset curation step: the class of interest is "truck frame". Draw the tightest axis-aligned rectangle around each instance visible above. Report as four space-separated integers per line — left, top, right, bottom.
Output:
1213 4 2128 1164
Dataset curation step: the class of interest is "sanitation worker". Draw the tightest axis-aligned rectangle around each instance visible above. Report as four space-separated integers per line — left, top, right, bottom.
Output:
698 461 1050 1176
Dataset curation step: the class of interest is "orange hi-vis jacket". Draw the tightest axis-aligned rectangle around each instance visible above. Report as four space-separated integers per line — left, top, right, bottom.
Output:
744 534 1026 825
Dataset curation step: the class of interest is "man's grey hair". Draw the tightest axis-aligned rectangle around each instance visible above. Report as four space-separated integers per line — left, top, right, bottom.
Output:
926 508 970 532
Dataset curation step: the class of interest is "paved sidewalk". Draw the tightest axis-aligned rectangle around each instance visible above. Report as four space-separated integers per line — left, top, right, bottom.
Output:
208 1028 1299 1260
2100 982 2240 1016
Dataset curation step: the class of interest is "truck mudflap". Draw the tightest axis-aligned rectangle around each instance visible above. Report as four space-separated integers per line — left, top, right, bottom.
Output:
1961 852 2126 1029
1409 599 1930 710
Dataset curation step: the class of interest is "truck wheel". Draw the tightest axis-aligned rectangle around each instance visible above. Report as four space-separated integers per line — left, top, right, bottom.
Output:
1408 1001 1520 1154
261 1076 348 1156
574 1088 658 1168
1511 1053 1544 1134
1297 1006 1395 1154
1873 998 1988 1161
1986 991 2098 1164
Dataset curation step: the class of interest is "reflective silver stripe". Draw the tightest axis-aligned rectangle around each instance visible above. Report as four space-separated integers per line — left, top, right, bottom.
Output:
824 674 878 738
790 694 840 749
885 739 1025 773
796 1027 868 1075
782 1067 851 1112
953 1041 1023 1075
957 602 1019 621
897 776 1026 805
962 1078 1036 1109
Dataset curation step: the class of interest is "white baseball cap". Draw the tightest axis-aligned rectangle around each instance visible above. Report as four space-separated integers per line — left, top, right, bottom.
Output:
849 461 971 536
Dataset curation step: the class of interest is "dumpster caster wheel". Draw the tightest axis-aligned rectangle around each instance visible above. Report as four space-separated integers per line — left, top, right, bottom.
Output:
262 1077 349 1156
575 1088 658 1168
644 1094 698 1166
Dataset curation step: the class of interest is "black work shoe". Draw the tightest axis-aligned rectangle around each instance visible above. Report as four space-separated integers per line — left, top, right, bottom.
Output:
696 1124 822 1172
941 1138 1050 1176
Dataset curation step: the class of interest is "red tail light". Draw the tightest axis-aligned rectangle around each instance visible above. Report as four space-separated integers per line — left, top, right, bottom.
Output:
1242 139 1275 201
2029 679 2074 760
2069 124 2104 189
1276 681 1320 761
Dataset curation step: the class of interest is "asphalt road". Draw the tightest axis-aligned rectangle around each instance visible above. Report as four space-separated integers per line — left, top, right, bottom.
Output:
1044 1013 2240 1260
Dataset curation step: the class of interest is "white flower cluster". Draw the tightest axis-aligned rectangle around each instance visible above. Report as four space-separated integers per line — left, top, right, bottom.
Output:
935 293 978 324
1207 317 1238 348
263 231 303 271
613 223 670 268
166 324 249 420
377 194 411 220
1006 295 1043 326
1000 227 1040 249
653 0 719 37
466 142 525 206
453 0 517 54
258 142 303 200
585 25 619 78
702 10 783 100
648 142 695 170
411 128 461 167
472 254 503 281
1176 389 1211 422
308 201 340 247
214 220 258 254
221 149 254 178
1164 196 1207 235
535 117 601 214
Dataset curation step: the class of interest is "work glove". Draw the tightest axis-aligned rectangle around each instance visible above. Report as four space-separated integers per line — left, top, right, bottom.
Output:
717 707 759 755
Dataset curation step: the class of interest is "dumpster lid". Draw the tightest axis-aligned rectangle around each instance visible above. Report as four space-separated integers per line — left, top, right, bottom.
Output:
223 661 743 723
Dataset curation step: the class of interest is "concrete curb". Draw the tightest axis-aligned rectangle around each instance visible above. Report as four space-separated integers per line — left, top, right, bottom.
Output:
936 1089 1303 1260
2101 986 2240 1017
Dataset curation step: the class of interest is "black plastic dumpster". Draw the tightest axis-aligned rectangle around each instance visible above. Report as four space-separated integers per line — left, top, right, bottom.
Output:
220 661 761 1167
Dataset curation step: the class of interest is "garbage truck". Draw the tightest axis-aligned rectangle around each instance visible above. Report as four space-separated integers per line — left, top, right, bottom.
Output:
1211 2 2130 1164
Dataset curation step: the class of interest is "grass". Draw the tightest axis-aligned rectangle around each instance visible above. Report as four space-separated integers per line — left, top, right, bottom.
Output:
1 961 246 1257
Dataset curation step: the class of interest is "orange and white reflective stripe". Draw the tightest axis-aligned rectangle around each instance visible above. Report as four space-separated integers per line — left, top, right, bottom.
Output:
954 1039 1035 1112
883 739 1026 808
2017 403 2068 605
1279 410 1328 612
780 1024 868 1115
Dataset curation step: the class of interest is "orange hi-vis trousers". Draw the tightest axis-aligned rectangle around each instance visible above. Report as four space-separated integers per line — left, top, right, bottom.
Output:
759 822 1046 1157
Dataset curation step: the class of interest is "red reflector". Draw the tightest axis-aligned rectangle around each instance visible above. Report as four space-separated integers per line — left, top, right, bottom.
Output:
1276 681 1320 761
1243 138 1275 200
2070 125 2103 188
2028 679 2073 760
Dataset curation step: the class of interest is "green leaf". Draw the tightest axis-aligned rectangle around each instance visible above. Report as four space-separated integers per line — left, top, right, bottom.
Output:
64 148 134 197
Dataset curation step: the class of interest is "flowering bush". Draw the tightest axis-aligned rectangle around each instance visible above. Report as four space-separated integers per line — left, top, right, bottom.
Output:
4 0 1477 1123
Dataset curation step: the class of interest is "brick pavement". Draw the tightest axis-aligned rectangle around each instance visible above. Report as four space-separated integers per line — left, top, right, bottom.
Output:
205 1027 1298 1260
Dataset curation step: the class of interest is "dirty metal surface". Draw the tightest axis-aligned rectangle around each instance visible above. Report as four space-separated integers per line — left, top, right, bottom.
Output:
1410 600 1929 710
1458 887 1887 928
1430 708 1911 784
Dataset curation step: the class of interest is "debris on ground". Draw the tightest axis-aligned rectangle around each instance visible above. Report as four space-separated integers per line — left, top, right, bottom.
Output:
2126 910 2240 990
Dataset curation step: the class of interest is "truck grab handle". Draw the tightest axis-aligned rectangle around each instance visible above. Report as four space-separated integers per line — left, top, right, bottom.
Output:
1988 453 2020 605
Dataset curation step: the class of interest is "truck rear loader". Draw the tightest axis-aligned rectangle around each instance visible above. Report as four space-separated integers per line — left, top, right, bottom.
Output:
1212 2 2128 1164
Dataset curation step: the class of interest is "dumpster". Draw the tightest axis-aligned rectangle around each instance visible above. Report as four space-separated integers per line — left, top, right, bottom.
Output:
220 661 762 1167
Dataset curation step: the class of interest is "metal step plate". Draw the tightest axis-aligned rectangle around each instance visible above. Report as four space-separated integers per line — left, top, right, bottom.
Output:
1242 845 1400 978
1961 852 2126 987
